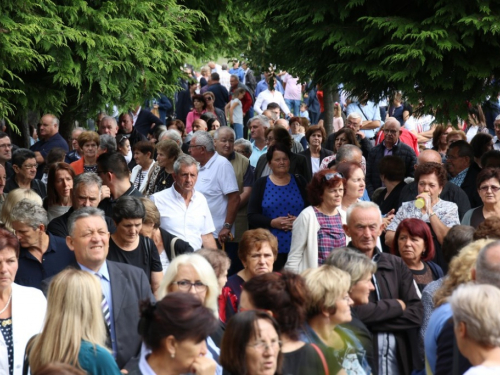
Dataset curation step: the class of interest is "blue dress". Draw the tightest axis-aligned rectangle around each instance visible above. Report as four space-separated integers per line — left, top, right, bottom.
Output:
262 176 305 253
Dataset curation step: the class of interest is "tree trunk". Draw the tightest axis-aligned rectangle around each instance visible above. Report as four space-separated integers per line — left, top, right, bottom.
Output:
322 85 340 135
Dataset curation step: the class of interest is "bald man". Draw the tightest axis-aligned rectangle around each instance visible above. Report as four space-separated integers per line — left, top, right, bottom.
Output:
397 149 471 219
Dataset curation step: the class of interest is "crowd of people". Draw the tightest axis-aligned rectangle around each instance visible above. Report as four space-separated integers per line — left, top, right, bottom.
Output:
2 62 500 375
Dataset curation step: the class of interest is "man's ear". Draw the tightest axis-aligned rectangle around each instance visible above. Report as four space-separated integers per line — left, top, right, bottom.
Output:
66 235 75 251
343 224 351 238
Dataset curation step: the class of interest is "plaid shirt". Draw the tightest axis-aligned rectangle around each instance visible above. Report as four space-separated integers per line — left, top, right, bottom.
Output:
314 207 346 264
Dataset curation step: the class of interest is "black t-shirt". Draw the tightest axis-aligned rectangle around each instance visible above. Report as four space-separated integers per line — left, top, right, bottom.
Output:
107 236 163 281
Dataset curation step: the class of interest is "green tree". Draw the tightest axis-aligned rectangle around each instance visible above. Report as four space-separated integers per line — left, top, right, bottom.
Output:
246 0 500 129
0 0 204 143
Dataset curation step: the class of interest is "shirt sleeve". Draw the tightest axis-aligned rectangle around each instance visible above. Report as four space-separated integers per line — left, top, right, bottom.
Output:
148 239 163 272
243 163 254 187
219 161 240 195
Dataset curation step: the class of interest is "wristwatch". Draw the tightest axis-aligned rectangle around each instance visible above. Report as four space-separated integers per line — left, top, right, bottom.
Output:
223 223 232 230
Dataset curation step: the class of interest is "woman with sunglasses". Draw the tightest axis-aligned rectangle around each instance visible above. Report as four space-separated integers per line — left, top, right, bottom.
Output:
286 170 346 273
462 168 500 228
203 92 227 127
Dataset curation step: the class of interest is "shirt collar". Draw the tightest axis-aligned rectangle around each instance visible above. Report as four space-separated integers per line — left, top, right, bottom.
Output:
383 140 399 150
78 261 110 281
200 152 218 170
171 185 196 202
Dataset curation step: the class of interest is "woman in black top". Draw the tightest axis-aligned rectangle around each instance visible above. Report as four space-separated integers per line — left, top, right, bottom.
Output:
144 139 182 196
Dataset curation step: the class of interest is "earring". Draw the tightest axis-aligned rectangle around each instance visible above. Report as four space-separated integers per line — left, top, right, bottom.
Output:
171 352 175 358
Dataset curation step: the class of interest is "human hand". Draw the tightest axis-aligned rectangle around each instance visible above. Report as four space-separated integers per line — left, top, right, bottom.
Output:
100 185 111 200
191 357 217 375
382 209 395 231
356 131 366 139
396 299 406 311
271 217 293 231
218 228 232 243
416 192 432 214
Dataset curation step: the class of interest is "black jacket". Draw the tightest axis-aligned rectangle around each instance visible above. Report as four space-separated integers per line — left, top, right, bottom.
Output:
207 83 229 110
118 127 147 149
159 227 194 260
254 152 311 182
47 207 116 237
366 141 417 197
299 147 333 181
457 162 482 209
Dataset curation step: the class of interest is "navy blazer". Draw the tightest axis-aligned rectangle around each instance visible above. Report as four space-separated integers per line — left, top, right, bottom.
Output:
134 109 163 137
42 260 155 370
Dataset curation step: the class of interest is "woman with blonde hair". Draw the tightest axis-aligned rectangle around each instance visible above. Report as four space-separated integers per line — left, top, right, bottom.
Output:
424 239 494 375
0 189 43 231
28 268 121 374
303 265 370 374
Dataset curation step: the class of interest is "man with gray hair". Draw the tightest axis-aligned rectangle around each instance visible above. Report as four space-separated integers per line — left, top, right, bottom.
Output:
99 134 117 154
190 131 240 244
234 138 253 159
99 115 119 137
48 172 116 238
344 201 423 375
65 126 85 163
12 199 74 289
248 115 271 167
325 112 373 158
61 206 154 369
151 154 216 249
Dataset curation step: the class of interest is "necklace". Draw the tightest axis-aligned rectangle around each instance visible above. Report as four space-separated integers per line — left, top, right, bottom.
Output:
0 293 12 315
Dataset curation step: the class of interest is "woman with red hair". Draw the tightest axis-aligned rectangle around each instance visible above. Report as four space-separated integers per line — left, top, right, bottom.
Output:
392 218 444 293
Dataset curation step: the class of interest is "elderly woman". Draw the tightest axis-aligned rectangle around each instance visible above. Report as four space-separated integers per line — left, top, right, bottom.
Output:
139 198 193 272
144 139 182 196
130 141 156 194
424 239 493 375
286 170 346 273
450 283 500 374
0 189 43 231
130 293 218 375
240 271 346 375
326 247 377 373
321 128 362 170
248 144 308 270
392 218 444 293
27 269 121 375
0 228 46 375
186 94 207 134
254 127 310 181
4 149 46 199
221 229 277 323
386 162 460 269
220 310 283 375
11 199 74 290
158 254 223 374
44 162 75 222
303 265 371 375
299 125 333 179
107 196 163 295
462 168 500 228
70 131 100 174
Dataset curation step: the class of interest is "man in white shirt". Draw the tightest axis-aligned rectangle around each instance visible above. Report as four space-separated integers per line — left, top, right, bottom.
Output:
150 154 217 249
253 80 292 117
190 131 240 244
219 63 231 92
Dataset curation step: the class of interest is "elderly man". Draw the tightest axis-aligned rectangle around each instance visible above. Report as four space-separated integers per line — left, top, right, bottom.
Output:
30 113 69 179
366 118 417 197
99 134 117 154
150 154 216 249
5 148 46 198
344 201 423 375
446 140 482 208
12 200 74 290
65 127 84 163
48 172 116 237
0 131 14 178
248 115 271 167
234 138 253 160
346 97 382 142
97 152 142 217
397 149 471 219
62 207 154 369
99 115 119 137
190 131 240 244
214 127 253 243
326 112 373 158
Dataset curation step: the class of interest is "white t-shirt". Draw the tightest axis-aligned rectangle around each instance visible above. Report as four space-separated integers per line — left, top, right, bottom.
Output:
311 157 320 175
195 153 239 238
231 98 243 124
464 365 500 375
150 186 215 250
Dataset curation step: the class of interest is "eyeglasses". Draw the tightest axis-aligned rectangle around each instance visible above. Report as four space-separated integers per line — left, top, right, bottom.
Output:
22 163 38 170
324 172 344 182
479 185 500 193
247 339 282 352
0 144 12 149
173 280 207 292
383 129 398 135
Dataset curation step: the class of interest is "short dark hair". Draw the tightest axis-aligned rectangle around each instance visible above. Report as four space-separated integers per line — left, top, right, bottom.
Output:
220 311 283 375
266 143 291 163
192 94 207 110
392 218 435 262
242 271 308 340
415 162 447 187
97 152 129 180
111 196 146 224
138 292 218 351
0 131 9 140
210 72 220 81
481 150 500 169
443 225 475 263
307 169 345 206
378 156 405 182
470 133 493 159
266 102 280 111
12 148 36 168
133 141 154 159
305 125 326 144
476 167 500 189
0 227 20 258
271 127 292 150
448 140 474 166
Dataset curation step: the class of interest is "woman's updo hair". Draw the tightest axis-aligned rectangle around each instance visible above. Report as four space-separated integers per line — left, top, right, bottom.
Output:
242 271 308 340
138 292 218 351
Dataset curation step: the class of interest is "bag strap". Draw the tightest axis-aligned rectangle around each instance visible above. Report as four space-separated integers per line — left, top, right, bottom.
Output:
143 236 151 266
22 334 38 375
170 237 179 261
310 343 329 375
357 103 369 121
